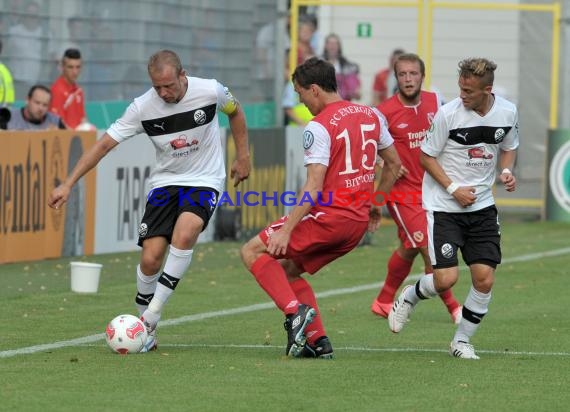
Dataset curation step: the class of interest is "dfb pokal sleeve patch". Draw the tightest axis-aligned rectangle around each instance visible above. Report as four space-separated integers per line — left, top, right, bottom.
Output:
303 130 314 149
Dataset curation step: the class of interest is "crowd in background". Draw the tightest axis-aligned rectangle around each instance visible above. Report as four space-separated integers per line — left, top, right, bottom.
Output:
1 1 409 130
277 10 405 126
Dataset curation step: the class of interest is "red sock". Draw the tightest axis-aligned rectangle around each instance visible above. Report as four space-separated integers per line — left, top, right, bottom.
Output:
250 254 298 315
290 277 325 345
439 288 461 313
375 251 413 303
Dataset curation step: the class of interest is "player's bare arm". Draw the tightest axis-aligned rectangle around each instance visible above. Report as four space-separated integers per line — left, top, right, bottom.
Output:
227 105 251 187
499 148 517 192
48 133 119 209
369 144 401 232
267 163 326 256
420 151 476 208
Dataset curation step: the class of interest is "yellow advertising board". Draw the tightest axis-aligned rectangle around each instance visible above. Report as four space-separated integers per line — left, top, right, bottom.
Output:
0 130 96 263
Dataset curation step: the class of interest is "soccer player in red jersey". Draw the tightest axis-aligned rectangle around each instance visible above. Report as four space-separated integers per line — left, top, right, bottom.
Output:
241 57 401 358
370 53 462 323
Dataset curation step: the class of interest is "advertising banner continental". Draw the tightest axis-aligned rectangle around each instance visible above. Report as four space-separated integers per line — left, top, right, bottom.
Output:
0 130 96 263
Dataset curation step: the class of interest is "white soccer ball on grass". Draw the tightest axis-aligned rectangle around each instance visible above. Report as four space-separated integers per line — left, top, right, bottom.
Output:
105 314 148 354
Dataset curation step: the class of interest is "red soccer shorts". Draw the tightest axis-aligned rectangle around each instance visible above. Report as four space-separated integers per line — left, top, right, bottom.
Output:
258 212 368 274
386 201 428 249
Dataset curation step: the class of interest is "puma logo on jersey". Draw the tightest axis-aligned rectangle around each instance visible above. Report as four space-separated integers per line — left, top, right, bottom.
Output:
153 122 165 131
456 132 469 141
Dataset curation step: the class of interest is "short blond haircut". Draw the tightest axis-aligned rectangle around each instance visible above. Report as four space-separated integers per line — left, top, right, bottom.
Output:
148 50 183 75
458 58 496 87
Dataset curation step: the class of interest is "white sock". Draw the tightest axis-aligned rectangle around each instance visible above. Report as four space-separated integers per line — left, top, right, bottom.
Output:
135 265 160 316
454 286 491 343
144 246 193 328
405 274 437 304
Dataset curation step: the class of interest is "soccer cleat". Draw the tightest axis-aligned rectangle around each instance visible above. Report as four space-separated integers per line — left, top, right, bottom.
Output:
283 304 317 357
296 336 334 359
388 285 415 333
371 300 392 318
139 317 158 353
451 306 463 325
140 329 158 352
449 340 480 360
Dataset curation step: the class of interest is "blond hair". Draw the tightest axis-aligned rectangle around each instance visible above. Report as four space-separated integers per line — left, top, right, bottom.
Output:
148 50 183 75
458 58 496 87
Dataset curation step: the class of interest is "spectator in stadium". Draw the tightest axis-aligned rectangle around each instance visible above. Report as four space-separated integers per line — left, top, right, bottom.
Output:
371 48 405 106
50 48 89 130
241 57 401 359
7 84 66 130
254 11 290 102
282 49 313 126
370 53 462 322
4 1 55 100
321 33 361 101
50 16 85 81
296 16 316 65
0 39 15 108
388 57 519 360
48 49 251 353
57 16 84 62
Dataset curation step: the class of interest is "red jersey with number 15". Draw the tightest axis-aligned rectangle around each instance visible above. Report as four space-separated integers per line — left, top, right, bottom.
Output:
377 91 438 203
303 100 394 221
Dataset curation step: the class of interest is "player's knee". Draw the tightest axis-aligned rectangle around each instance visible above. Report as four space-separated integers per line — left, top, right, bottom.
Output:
140 256 162 275
240 240 256 268
473 276 494 293
241 236 269 270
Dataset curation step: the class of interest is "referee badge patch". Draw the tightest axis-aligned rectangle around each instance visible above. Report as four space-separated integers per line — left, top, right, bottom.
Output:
303 130 314 149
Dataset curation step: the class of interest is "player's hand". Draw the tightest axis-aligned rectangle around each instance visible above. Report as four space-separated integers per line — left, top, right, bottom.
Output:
267 230 290 257
397 165 409 179
368 205 382 232
230 156 251 187
500 170 516 192
48 184 71 209
452 186 477 208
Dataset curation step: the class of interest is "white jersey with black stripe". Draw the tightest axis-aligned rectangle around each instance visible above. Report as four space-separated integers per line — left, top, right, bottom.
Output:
421 95 519 213
107 76 237 193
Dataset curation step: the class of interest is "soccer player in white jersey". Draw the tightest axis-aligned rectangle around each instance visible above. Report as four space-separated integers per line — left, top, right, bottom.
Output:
241 57 401 358
48 50 250 352
388 58 518 360
370 53 462 323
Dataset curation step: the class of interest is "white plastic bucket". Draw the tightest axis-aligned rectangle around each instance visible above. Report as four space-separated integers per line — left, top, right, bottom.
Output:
70 262 103 293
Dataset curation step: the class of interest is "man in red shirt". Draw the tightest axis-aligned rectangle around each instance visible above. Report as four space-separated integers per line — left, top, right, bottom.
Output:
50 48 88 129
371 53 462 322
241 57 401 358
